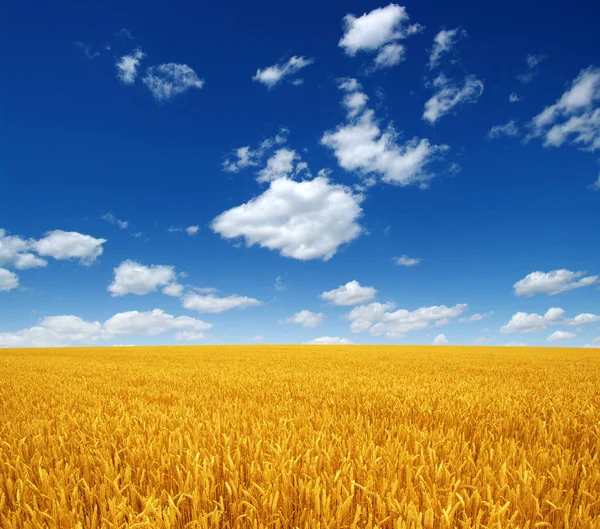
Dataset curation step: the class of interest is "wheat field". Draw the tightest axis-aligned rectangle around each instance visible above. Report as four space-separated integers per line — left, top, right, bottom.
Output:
0 345 599 529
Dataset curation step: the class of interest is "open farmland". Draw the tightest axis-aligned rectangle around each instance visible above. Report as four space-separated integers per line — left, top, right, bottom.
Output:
1 345 599 529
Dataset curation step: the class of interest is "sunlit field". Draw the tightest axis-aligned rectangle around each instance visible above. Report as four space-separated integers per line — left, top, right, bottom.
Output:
1 345 599 529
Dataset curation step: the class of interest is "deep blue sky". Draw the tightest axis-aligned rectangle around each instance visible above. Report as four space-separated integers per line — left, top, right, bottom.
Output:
1 0 599 347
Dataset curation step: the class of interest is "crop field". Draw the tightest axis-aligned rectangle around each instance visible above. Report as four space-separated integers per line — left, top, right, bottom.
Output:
0 345 599 529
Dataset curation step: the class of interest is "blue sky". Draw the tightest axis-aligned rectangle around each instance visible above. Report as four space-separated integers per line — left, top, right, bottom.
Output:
1 0 599 347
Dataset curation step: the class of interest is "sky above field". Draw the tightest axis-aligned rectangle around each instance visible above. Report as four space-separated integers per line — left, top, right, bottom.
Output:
1 0 599 348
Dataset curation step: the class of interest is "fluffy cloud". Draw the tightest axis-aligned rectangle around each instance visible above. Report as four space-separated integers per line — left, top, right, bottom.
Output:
513 269 598 296
565 313 600 326
285 310 324 328
423 74 484 124
185 225 200 235
116 48 145 84
0 309 212 347
517 54 546 84
181 292 261 313
253 56 313 89
108 260 177 296
222 129 288 173
307 336 353 344
432 333 448 345
339 4 422 69
459 311 493 323
394 255 420 267
500 308 564 334
347 302 467 337
143 63 204 101
211 176 363 261
488 120 519 139
320 280 376 306
322 79 447 188
257 149 298 183
528 66 600 151
0 229 47 270
428 28 466 69
547 330 576 342
0 268 19 291
33 230 106 265
162 283 184 297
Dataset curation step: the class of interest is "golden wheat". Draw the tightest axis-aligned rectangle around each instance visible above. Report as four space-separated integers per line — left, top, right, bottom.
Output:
0 345 599 528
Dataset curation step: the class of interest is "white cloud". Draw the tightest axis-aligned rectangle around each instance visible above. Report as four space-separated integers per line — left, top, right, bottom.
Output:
394 255 420 267
0 268 19 291
320 280 376 306
0 229 47 270
285 310 324 328
528 66 600 151
103 309 211 337
509 93 522 103
116 48 145 84
253 56 313 89
33 230 106 265
517 54 546 84
222 129 289 173
488 120 519 139
108 260 177 296
459 311 493 323
432 333 448 345
423 74 484 124
347 302 467 337
185 225 200 235
257 149 298 183
500 307 565 334
374 43 405 69
211 176 363 261
565 313 600 326
547 330 576 342
505 342 526 347
101 212 128 229
162 282 184 297
0 309 211 347
143 63 204 101
339 4 422 64
514 269 598 296
428 28 465 69
307 336 353 344
322 79 447 188
181 292 261 313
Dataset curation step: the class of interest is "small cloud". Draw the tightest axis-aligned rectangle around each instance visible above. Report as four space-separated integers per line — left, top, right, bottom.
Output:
274 276 286 291
589 174 600 191
307 336 353 344
432 333 448 345
514 269 598 296
162 283 184 297
423 74 484 124
143 63 204 101
182 292 261 313
185 225 200 236
320 280 376 306
0 268 19 291
428 28 466 70
284 310 324 328
488 120 519 139
116 28 134 40
116 48 145 84
108 260 178 296
253 56 313 89
517 54 546 84
74 41 100 59
547 330 576 342
394 255 420 267
459 311 493 323
508 93 521 103
101 212 129 230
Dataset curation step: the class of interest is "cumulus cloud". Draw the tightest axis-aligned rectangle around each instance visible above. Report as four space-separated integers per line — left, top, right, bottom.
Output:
143 63 204 101
185 225 200 235
347 302 467 337
501 308 599 334
517 54 546 84
33 230 106 265
116 48 145 84
565 313 600 326
162 283 184 297
527 66 600 151
432 333 448 345
181 292 261 313
339 4 422 68
211 176 363 261
394 255 420 267
253 56 313 89
513 269 598 296
428 28 466 69
222 129 288 174
488 120 519 139
322 79 448 188
0 309 212 347
257 149 298 183
0 229 47 270
307 336 353 344
108 260 177 296
547 330 576 342
320 280 376 306
0 268 19 291
423 74 484 124
285 310 324 328
101 212 128 229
